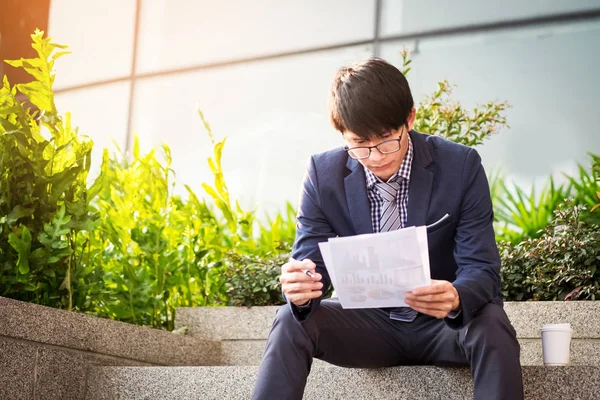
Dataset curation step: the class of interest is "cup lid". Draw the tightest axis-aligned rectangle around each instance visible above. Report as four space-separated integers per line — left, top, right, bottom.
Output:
541 323 573 332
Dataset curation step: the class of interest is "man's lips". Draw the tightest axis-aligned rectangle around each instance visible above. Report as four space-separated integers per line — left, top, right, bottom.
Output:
371 162 391 169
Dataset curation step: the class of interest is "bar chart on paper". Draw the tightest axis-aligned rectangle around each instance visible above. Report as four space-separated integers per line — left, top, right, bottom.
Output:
340 269 424 286
319 226 431 308
341 272 394 285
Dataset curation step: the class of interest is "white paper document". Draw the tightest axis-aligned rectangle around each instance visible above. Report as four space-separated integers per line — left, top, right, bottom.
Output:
318 226 431 309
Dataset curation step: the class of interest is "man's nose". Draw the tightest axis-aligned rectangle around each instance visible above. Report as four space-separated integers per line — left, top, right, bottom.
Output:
370 147 385 162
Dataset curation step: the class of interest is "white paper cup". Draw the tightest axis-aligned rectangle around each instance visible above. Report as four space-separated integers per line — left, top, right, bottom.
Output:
541 323 573 366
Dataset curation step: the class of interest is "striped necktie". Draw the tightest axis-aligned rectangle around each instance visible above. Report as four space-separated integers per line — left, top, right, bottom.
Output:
375 181 402 232
375 180 418 323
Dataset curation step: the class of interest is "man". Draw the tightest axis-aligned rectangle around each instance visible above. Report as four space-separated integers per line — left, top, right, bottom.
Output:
252 58 523 400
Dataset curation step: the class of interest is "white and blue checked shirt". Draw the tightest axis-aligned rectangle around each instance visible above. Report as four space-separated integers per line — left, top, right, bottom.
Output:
364 134 414 232
363 135 461 320
300 134 462 319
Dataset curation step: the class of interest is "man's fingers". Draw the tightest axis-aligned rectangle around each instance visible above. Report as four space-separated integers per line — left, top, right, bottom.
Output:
405 292 454 303
280 272 310 284
287 290 322 305
408 305 451 319
283 258 316 273
405 299 452 312
279 272 322 285
410 282 451 296
283 281 323 293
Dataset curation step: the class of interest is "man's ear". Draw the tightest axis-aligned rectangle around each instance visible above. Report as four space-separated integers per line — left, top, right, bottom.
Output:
407 108 417 131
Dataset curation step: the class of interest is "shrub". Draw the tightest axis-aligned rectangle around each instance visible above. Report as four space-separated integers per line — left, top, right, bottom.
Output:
0 30 101 311
223 251 288 307
0 31 294 329
500 200 600 301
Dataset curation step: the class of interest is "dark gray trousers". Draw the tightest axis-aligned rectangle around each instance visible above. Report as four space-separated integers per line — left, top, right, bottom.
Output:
252 299 524 400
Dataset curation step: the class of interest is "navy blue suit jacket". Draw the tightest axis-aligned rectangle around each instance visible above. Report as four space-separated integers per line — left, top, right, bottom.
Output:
290 130 502 329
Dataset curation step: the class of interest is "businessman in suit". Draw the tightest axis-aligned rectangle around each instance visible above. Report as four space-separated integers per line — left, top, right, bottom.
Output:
252 58 523 400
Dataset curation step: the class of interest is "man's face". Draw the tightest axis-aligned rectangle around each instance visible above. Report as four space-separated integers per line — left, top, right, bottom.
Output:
343 125 409 181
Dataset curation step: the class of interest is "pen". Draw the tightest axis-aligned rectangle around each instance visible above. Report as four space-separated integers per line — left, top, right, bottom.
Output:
289 257 316 278
302 269 315 278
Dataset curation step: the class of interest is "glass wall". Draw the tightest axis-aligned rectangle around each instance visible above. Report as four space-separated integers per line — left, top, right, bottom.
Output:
49 0 136 88
136 0 375 73
380 19 600 187
47 0 600 215
381 0 600 36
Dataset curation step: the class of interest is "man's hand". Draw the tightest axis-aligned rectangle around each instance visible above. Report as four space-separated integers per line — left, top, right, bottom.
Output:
280 258 323 307
404 280 460 319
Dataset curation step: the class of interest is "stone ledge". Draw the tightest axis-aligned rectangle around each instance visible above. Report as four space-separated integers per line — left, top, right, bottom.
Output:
85 365 600 400
176 301 600 340
219 338 600 366
519 339 600 366
0 296 220 366
504 301 600 338
176 306 279 340
219 340 329 366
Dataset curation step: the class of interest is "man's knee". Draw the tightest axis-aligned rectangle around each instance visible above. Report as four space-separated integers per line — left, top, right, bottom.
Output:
266 304 312 347
465 303 518 349
271 300 340 338
271 303 323 333
271 304 301 331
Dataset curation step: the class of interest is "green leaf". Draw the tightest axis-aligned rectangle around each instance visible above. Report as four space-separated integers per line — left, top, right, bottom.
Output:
8 227 32 274
15 80 54 112
48 167 80 203
7 205 35 225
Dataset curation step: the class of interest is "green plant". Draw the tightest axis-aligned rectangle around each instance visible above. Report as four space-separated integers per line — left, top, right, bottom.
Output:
223 251 288 307
487 167 504 214
0 30 101 310
565 153 600 219
88 109 297 328
88 138 232 330
401 50 510 148
593 155 600 213
0 31 295 328
499 200 600 301
492 155 600 244
493 177 569 244
197 109 257 252
257 202 297 253
222 203 296 307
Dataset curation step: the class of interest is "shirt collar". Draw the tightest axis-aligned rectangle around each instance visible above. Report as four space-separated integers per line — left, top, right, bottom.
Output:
364 133 413 189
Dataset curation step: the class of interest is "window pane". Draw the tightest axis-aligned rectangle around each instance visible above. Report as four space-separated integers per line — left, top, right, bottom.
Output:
380 20 600 186
130 45 373 213
48 0 136 88
136 0 375 73
54 82 131 178
381 0 600 37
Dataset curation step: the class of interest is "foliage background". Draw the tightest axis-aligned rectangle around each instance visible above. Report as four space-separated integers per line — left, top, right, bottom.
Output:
1 33 598 330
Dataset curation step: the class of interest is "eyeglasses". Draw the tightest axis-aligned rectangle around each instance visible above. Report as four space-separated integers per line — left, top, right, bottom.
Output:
344 129 404 160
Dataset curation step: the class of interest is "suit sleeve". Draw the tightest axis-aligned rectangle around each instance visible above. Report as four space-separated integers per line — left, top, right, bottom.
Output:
446 148 501 329
286 155 336 322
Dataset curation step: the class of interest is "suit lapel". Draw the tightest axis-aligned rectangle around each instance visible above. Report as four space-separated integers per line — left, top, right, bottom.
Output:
344 157 373 235
343 131 434 233
406 131 434 227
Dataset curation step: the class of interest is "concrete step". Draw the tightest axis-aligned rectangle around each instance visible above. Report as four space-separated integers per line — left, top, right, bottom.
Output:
219 338 600 366
176 306 279 341
175 302 600 341
175 302 600 366
85 365 599 400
